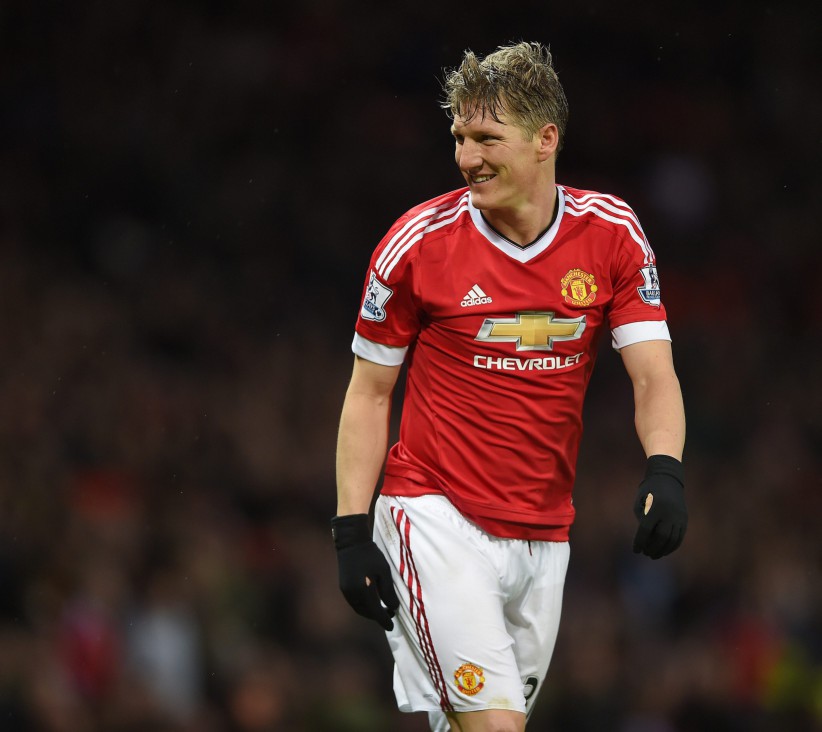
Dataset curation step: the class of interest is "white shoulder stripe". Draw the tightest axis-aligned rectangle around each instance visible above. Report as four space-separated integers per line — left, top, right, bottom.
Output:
564 200 654 263
567 190 636 215
376 198 470 270
379 196 470 279
566 192 644 233
375 205 438 273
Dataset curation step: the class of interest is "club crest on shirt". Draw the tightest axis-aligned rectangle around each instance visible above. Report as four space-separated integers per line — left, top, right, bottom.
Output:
637 264 661 306
560 268 598 307
360 270 393 322
454 663 485 696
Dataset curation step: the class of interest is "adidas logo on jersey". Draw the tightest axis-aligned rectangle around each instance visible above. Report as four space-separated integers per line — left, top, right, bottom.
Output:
461 284 492 307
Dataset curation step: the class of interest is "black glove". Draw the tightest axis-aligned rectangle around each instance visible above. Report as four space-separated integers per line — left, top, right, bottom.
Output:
633 455 687 559
332 513 400 630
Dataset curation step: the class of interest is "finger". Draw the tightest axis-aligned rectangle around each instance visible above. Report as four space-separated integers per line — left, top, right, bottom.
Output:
663 525 685 556
363 587 394 630
633 518 654 554
645 522 674 559
673 525 686 552
375 574 400 613
346 585 393 629
644 493 653 515
341 587 372 618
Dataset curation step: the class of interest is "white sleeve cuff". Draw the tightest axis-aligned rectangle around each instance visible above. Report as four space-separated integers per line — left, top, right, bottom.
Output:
352 333 409 366
611 321 671 351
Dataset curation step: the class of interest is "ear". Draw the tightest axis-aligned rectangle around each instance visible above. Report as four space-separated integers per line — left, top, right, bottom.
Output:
536 123 559 162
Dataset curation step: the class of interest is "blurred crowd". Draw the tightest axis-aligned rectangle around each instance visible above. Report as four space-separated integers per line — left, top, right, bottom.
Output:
1 1 820 730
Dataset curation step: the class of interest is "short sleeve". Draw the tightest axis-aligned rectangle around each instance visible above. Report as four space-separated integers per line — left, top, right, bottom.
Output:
353 217 422 350
608 215 669 349
351 333 409 366
611 320 671 350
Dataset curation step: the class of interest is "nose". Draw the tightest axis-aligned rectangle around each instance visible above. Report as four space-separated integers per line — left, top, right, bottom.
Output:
456 138 483 173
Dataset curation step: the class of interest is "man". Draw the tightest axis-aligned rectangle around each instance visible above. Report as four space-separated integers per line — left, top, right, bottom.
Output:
332 42 687 732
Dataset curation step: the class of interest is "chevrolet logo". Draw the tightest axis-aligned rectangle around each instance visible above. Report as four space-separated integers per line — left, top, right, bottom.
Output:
475 311 586 351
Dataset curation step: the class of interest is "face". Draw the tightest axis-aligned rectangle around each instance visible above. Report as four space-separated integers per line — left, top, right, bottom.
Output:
451 109 553 214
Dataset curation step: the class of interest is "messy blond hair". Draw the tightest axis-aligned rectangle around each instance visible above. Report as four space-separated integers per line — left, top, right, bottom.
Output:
441 41 569 150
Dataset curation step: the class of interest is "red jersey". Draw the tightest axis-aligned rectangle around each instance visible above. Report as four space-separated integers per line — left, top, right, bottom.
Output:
353 185 669 540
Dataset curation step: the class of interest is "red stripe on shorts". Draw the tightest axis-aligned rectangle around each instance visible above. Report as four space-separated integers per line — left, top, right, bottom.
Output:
392 506 453 712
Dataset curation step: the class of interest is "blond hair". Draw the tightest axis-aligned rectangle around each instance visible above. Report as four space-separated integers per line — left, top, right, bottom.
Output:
441 41 569 150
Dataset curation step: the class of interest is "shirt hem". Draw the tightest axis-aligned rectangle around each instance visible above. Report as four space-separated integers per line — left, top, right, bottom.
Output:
382 473 573 541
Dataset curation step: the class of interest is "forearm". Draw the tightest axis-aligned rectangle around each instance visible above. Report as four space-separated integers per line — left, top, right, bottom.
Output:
336 388 391 515
633 371 685 460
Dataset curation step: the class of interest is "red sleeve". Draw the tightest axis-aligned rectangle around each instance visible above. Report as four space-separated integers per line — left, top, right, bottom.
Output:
353 217 422 348
608 227 668 329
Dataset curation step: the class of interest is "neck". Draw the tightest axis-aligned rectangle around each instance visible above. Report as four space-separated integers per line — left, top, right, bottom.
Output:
482 185 558 247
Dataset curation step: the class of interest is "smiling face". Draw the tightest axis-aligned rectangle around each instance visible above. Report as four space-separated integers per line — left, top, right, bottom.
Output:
451 108 558 218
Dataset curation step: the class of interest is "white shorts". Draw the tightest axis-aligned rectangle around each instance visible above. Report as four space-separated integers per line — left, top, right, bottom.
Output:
373 494 570 726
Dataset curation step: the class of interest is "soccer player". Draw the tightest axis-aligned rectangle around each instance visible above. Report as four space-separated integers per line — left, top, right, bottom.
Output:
332 41 687 732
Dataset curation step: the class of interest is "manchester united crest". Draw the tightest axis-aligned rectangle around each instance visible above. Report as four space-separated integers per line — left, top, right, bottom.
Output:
561 268 598 307
454 663 485 696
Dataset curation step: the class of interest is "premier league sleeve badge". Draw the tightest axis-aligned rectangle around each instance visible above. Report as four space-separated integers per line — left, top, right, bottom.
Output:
360 270 394 322
637 264 661 306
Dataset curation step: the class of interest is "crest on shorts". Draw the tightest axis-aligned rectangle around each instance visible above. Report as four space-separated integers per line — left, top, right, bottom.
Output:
561 268 598 306
454 663 485 696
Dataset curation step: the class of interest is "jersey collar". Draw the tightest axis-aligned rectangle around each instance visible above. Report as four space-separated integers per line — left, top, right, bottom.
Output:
468 186 566 263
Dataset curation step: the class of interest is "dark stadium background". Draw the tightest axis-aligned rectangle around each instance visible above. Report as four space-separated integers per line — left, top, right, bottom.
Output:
1 2 820 730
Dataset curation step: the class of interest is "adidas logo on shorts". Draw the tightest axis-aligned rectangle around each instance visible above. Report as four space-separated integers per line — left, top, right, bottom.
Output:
461 284 492 307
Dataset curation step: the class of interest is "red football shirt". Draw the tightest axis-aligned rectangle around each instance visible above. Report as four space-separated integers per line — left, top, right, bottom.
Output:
353 185 670 540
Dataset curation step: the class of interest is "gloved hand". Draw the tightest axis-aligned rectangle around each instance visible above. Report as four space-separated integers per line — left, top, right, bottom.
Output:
633 455 687 559
332 513 400 630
